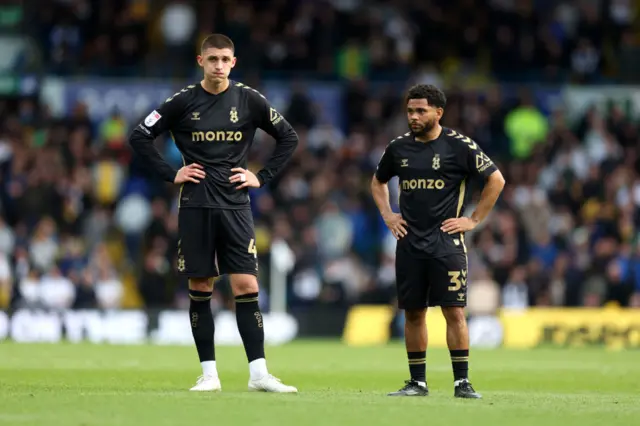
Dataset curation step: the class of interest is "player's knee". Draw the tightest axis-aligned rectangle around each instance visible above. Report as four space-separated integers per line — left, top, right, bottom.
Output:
404 309 426 327
189 277 214 292
230 274 259 296
442 307 466 327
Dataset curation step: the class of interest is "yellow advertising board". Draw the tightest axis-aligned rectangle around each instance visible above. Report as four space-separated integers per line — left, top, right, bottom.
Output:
342 306 449 347
342 305 640 350
501 308 640 349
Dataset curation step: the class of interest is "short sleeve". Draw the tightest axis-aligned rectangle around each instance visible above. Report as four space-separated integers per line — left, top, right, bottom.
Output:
375 145 396 183
137 94 186 138
244 85 293 139
449 131 497 179
466 143 498 179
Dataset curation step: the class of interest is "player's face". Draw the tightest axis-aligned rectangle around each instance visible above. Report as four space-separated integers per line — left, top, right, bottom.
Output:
197 47 236 83
406 99 443 136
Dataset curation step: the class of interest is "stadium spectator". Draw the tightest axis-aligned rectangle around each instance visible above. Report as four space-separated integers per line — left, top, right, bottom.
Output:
0 0 637 312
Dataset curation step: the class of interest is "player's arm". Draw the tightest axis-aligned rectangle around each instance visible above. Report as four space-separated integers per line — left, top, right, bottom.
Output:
441 144 505 234
233 90 299 189
468 169 505 225
128 98 205 184
371 146 407 239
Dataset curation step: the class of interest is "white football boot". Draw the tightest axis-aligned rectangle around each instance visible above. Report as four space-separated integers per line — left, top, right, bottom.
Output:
189 375 221 392
248 375 298 393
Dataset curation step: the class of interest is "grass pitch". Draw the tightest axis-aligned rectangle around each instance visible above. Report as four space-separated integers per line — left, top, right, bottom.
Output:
0 340 638 426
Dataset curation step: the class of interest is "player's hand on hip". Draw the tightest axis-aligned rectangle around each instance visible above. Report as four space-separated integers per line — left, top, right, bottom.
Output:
383 213 408 240
174 163 206 184
230 167 260 189
441 217 478 234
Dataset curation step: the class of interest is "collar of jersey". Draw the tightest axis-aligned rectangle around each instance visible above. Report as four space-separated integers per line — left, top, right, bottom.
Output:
413 126 444 144
199 80 231 96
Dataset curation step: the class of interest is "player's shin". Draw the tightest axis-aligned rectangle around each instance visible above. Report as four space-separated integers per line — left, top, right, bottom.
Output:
443 307 469 381
388 309 429 396
235 292 267 379
189 290 217 377
405 309 427 386
443 306 480 398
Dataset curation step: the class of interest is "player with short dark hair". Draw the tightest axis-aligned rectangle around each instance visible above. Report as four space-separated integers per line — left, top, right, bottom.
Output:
371 84 505 398
201 33 235 52
129 33 298 393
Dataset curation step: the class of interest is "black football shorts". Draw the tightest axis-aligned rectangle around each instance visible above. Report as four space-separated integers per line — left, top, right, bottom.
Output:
177 208 258 278
395 243 468 310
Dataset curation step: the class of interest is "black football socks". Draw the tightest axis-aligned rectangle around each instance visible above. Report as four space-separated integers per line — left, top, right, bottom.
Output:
235 292 266 363
450 349 469 381
189 290 215 365
408 351 427 385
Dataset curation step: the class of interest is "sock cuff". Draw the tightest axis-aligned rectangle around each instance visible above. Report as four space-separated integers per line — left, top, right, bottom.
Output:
189 290 213 301
408 351 426 364
450 349 469 362
450 349 469 357
235 292 259 303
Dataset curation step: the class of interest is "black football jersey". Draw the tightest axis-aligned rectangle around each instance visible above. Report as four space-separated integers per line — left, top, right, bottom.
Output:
129 81 298 209
375 127 498 258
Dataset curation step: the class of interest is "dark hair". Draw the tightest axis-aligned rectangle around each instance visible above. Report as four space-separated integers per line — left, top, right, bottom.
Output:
405 84 447 109
201 34 235 53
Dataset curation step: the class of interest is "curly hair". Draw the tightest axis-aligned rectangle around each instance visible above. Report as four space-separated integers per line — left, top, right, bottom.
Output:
405 84 447 109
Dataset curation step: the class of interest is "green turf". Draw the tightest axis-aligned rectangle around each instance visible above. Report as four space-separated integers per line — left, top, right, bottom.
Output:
0 341 638 426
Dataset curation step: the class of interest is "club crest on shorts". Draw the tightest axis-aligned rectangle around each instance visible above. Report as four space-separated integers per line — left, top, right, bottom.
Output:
230 107 239 123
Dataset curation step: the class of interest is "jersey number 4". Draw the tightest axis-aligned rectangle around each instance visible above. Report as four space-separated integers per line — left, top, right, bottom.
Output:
248 239 258 258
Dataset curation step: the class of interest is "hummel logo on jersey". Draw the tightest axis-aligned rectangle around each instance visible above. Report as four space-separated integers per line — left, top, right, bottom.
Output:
401 159 409 167
230 107 239 123
191 112 200 120
476 152 493 172
432 154 440 170
447 129 478 150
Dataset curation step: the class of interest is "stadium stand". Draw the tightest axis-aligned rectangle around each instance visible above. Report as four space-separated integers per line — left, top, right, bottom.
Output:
0 0 639 314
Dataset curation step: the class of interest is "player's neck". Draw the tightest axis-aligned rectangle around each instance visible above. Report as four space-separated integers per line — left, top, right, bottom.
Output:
414 124 443 143
201 78 229 95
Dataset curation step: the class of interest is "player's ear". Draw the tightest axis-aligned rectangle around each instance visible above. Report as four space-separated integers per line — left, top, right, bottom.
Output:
231 57 237 68
436 107 444 120
197 55 204 68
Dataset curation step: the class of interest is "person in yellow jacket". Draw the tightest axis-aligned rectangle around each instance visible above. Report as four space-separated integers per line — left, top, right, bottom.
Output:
504 94 549 159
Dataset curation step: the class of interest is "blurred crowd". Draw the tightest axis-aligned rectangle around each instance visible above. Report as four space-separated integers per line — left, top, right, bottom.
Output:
14 0 638 83
0 0 639 311
1 80 639 311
